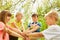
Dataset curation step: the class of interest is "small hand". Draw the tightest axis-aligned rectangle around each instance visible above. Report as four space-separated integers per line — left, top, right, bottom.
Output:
21 32 30 40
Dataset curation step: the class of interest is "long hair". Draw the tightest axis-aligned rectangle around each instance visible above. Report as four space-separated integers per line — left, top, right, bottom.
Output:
0 10 11 24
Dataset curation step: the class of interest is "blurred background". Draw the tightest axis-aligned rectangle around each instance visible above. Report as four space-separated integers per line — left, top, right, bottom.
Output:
0 0 60 40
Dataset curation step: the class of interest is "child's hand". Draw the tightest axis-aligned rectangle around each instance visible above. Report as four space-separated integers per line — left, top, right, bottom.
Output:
11 22 16 27
30 24 37 27
21 32 30 40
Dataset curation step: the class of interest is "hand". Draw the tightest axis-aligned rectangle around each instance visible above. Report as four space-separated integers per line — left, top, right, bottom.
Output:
21 32 29 37
11 22 16 26
21 32 30 40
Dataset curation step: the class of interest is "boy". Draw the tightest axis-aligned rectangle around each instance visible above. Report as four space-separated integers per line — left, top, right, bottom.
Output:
27 13 41 40
10 12 25 40
28 10 60 40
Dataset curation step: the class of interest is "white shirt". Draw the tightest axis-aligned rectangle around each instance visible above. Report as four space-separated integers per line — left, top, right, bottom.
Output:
42 25 60 40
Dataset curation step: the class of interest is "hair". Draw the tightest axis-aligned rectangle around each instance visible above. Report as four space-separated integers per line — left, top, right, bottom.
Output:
32 13 38 17
0 10 12 24
16 12 23 17
45 10 58 21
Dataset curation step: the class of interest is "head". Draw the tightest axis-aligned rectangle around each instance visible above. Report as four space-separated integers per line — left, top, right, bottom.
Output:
0 10 11 24
32 13 38 22
45 10 58 26
16 12 23 21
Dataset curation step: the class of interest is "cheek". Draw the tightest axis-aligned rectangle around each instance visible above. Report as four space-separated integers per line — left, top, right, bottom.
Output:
46 19 50 24
17 16 20 19
20 16 22 19
7 17 10 21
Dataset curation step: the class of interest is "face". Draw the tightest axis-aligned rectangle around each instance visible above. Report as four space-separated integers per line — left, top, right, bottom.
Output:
6 16 11 22
16 15 22 21
45 17 55 26
32 16 38 22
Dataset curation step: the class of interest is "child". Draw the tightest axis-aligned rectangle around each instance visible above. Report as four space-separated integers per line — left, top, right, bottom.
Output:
0 10 30 40
28 10 60 40
27 13 41 40
10 12 25 40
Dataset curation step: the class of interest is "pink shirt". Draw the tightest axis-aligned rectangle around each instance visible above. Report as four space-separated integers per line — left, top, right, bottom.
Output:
0 22 9 40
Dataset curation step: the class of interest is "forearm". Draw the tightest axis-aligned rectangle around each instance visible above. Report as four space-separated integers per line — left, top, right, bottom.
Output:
27 32 44 37
6 27 23 37
7 26 25 37
27 26 39 33
8 29 23 38
22 26 25 32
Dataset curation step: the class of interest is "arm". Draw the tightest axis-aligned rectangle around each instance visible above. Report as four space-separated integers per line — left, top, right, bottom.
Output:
6 24 28 37
27 32 44 38
11 22 25 32
7 27 23 38
26 25 40 33
6 26 30 40
11 22 19 29
21 23 25 32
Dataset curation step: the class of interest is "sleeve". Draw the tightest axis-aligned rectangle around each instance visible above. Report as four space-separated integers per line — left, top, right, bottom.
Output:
0 22 5 30
37 22 41 27
41 26 58 40
28 23 31 27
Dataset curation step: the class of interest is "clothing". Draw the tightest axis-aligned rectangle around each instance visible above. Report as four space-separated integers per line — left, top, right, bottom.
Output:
0 22 9 40
10 20 22 40
11 20 22 28
28 22 41 40
9 35 18 40
28 22 41 32
42 25 60 40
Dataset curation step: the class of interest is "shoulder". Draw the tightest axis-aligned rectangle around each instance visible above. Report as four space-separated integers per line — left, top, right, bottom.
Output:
0 22 5 26
42 25 60 33
48 25 60 29
28 23 32 27
37 22 41 26
0 22 5 30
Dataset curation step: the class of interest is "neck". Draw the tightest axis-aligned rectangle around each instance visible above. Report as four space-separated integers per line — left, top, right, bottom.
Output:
16 19 21 22
33 21 37 23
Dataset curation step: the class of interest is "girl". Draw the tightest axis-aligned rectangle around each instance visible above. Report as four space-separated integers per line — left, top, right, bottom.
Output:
0 10 30 40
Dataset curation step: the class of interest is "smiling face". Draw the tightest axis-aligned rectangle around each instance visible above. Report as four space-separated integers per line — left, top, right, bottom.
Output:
0 10 11 24
16 15 22 21
6 16 11 22
45 17 54 26
32 16 38 22
45 10 58 26
32 14 38 22
16 12 23 21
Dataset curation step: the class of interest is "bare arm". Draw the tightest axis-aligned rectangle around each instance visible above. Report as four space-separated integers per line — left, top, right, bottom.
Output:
26 25 40 33
7 28 23 38
27 32 44 38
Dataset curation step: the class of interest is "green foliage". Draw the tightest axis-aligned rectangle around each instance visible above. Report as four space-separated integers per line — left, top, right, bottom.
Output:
0 0 60 40
37 6 48 31
0 1 12 11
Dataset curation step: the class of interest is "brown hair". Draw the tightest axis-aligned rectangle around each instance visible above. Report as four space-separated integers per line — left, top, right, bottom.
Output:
16 12 23 17
0 10 11 24
32 13 38 17
45 10 58 21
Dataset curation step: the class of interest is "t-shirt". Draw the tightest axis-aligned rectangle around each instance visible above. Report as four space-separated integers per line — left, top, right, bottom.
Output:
0 22 9 40
11 20 22 30
28 22 41 32
9 20 22 40
42 25 60 40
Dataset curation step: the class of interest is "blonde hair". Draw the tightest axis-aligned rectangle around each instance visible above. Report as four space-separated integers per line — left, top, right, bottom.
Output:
16 12 23 17
45 10 58 21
